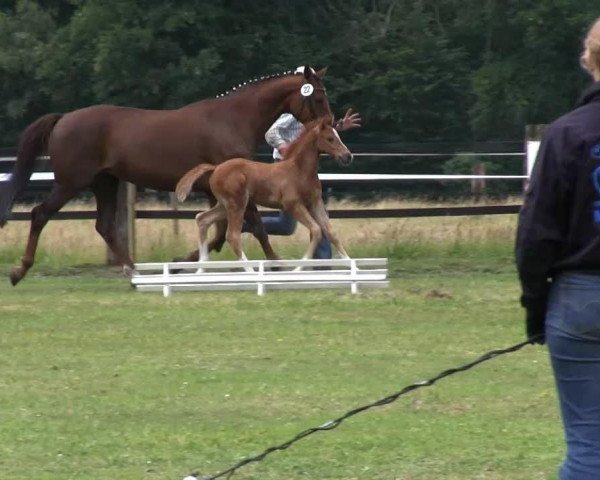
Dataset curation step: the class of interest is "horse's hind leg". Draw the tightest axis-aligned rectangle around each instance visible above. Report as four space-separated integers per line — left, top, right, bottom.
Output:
91 174 134 275
207 219 228 253
207 206 269 256
173 193 221 263
194 203 227 272
226 206 254 273
9 183 78 286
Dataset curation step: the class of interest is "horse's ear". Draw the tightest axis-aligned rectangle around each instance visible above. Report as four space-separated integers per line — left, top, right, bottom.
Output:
321 115 333 127
315 67 328 79
318 116 330 130
303 65 312 80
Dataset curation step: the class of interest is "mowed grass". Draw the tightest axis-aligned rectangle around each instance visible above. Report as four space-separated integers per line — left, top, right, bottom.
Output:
0 201 562 480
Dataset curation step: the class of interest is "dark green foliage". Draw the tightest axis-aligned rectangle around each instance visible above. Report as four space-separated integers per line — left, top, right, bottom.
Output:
0 0 597 155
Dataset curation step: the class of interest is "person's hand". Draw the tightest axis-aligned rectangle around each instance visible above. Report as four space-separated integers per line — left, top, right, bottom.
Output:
526 307 546 344
278 143 292 157
335 108 362 131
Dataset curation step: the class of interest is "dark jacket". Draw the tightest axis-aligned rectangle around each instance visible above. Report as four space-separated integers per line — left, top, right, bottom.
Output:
516 82 600 317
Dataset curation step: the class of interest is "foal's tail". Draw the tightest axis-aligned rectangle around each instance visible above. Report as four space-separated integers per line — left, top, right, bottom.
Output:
176 164 216 202
0 113 63 228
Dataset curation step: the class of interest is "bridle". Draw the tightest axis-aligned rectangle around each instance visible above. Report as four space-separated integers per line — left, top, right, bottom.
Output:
297 86 329 122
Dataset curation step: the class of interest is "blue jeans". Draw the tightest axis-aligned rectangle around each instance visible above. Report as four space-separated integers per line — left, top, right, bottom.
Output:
243 211 332 259
546 272 600 480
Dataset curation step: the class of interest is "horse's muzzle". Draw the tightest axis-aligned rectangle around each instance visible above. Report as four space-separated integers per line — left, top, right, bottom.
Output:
338 153 353 166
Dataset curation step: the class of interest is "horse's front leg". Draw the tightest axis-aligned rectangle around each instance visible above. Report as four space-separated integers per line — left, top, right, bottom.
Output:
311 200 349 259
285 203 323 271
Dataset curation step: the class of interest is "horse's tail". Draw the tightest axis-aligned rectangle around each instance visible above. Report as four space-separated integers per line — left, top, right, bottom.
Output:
0 113 63 228
176 164 216 202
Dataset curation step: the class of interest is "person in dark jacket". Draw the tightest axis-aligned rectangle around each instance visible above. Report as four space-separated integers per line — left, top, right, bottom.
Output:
515 17 600 480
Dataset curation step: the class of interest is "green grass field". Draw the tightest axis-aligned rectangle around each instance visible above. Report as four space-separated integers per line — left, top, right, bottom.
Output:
0 211 563 480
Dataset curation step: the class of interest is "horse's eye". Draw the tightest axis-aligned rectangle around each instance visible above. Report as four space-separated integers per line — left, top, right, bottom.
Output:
327 137 335 142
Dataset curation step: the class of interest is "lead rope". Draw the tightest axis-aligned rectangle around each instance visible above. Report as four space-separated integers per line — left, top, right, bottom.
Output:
185 334 543 480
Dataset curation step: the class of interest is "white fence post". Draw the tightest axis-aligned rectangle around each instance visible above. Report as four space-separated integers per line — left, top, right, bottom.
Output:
524 124 546 191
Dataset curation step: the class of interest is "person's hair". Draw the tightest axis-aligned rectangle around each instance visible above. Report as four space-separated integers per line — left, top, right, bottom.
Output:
581 17 600 78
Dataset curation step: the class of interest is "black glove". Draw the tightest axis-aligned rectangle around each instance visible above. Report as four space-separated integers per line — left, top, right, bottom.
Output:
526 306 546 344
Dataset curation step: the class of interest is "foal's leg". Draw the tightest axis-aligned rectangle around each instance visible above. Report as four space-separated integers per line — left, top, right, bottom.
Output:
243 203 280 260
194 204 227 273
9 183 78 286
205 189 227 254
285 203 323 270
207 220 227 253
311 200 349 259
173 192 220 263
92 174 135 276
211 203 281 260
225 205 254 273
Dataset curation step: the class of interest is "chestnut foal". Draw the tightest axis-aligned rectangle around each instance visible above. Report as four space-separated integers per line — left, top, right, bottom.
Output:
176 117 352 270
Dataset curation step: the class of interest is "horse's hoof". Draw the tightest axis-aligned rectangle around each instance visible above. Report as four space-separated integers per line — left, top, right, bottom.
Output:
122 265 134 278
9 269 22 286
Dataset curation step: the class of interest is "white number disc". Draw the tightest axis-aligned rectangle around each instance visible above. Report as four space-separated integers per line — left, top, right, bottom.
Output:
300 83 314 97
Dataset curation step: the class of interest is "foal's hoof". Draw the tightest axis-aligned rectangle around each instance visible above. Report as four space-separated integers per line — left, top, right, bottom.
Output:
170 256 192 274
9 269 23 286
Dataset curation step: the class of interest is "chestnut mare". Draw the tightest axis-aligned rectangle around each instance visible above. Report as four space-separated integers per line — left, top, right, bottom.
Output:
175 117 352 270
0 66 333 285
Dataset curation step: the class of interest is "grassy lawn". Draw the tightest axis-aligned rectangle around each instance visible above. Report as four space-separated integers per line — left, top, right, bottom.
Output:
0 206 562 479
0 236 563 480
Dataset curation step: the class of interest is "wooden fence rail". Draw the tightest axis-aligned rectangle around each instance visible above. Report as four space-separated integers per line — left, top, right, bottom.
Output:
1 127 544 263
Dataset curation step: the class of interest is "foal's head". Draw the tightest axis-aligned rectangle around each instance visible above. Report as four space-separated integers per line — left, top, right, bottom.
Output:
313 117 353 166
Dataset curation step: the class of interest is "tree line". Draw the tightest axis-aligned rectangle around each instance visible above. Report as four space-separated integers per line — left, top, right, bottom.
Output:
0 0 597 150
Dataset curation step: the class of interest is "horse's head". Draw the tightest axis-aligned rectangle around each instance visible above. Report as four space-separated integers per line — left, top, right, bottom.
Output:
287 66 333 123
314 116 353 166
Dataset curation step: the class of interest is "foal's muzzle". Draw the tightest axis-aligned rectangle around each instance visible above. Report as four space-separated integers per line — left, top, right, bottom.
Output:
337 153 353 167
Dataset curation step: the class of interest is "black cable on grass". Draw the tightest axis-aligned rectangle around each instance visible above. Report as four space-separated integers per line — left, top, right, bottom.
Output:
185 334 543 480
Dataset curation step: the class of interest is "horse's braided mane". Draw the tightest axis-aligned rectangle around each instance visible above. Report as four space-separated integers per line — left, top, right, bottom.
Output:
216 70 304 98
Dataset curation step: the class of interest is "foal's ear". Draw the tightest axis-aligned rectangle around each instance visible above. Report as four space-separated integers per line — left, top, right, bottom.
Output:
318 116 331 130
315 67 328 79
